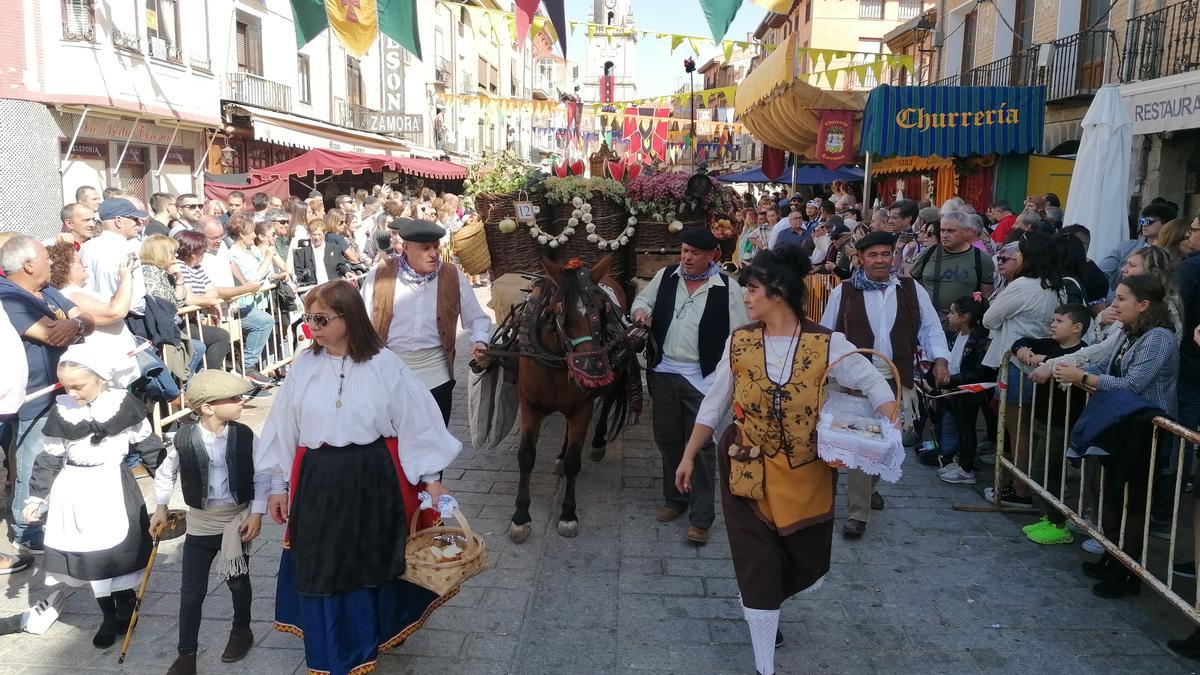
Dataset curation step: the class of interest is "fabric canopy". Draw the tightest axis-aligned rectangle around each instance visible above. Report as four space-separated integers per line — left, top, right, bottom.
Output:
862 85 1045 158
1064 85 1132 262
250 148 467 181
717 165 864 184
735 34 866 157
203 173 289 203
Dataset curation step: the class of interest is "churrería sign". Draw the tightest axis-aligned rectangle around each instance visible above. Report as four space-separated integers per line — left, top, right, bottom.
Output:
862 85 1045 158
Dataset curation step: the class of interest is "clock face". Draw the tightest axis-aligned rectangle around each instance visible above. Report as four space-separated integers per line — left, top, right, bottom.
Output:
604 0 616 8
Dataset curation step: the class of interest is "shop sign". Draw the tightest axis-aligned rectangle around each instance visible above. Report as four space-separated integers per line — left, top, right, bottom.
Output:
77 117 182 145
1122 74 1200 135
382 36 405 113
60 138 107 161
355 111 424 134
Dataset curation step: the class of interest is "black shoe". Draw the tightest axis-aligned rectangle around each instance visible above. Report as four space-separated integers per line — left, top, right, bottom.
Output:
775 629 784 648
984 485 1033 508
1081 553 1118 580
1174 561 1197 579
870 492 885 511
1167 628 1200 660
166 653 198 675
93 597 118 648
917 450 943 467
112 588 136 636
221 625 255 662
1093 573 1141 599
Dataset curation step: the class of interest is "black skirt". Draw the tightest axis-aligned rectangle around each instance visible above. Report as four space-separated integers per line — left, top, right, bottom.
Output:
45 466 152 582
287 437 408 596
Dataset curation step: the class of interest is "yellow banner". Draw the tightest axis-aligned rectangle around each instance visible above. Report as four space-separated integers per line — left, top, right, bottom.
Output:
326 0 378 59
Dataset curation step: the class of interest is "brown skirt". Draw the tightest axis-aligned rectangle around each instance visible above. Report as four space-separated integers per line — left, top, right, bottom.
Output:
718 429 835 610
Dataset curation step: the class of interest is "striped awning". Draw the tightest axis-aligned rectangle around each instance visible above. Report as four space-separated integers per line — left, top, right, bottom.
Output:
862 85 1045 158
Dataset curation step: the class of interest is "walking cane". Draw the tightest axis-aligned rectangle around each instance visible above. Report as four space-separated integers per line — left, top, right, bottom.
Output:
118 518 169 664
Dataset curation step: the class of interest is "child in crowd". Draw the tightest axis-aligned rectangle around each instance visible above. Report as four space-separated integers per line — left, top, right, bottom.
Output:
152 370 268 675
933 293 995 484
22 342 154 649
1012 304 1091 544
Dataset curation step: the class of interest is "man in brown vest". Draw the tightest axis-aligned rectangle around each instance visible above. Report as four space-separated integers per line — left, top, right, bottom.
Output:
819 231 951 539
360 218 492 424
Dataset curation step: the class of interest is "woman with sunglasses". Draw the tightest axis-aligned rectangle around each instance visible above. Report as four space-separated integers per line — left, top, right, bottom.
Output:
257 280 461 675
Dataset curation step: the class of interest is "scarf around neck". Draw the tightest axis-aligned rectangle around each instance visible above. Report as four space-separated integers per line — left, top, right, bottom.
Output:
850 267 894 292
680 261 719 282
398 255 441 284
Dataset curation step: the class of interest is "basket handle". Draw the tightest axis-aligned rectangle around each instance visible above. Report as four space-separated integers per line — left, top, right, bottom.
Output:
409 506 479 555
820 347 901 423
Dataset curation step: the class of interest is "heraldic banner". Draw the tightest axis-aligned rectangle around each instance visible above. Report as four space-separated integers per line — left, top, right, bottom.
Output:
815 110 854 170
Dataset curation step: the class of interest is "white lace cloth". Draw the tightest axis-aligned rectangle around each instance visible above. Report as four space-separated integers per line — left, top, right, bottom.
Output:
816 392 904 483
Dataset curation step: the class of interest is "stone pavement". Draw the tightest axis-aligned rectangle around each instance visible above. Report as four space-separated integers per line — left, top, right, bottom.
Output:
1 330 1198 673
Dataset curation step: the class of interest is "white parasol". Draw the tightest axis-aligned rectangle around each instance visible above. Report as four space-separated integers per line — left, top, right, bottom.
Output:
1063 84 1133 262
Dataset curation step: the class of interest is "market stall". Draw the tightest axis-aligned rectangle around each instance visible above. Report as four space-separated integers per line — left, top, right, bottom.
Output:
250 148 467 199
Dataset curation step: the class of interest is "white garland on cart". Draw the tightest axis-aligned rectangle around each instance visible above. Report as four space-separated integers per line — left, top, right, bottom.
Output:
525 196 641 251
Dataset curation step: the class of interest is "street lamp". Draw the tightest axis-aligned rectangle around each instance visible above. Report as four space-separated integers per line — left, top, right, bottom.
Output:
684 56 696 164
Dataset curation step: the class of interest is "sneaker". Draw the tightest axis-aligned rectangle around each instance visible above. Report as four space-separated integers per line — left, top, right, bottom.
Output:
1022 516 1050 534
939 467 976 484
243 369 273 387
983 486 1033 508
1082 538 1104 555
0 552 32 574
1174 561 1197 579
21 591 65 634
1027 522 1073 545
937 461 961 476
8 538 43 556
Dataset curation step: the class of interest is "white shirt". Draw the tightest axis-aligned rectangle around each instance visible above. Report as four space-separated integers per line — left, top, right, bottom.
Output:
153 424 271 514
60 285 141 387
819 278 951 366
696 332 895 429
256 349 462 485
0 308 27 416
981 276 1065 369
80 230 146 314
359 260 494 387
949 332 969 376
201 246 235 288
631 266 750 395
312 245 331 285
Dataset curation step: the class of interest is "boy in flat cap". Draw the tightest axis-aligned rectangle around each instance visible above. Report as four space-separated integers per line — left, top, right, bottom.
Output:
360 217 492 424
632 228 749 545
153 370 271 675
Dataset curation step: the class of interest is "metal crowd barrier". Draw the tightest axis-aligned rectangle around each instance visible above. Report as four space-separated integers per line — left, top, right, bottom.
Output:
958 352 1200 624
806 273 840 321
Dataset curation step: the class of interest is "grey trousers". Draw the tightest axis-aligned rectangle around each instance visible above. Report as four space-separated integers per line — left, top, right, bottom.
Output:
846 469 879 523
650 371 716 529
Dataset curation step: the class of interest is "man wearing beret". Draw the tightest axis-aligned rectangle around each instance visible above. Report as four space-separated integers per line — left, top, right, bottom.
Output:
360 218 492 424
819 230 951 539
632 228 749 545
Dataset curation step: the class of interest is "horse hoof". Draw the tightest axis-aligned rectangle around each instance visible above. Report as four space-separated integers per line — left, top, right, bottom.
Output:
508 522 532 544
589 445 607 462
557 520 579 538
552 459 565 476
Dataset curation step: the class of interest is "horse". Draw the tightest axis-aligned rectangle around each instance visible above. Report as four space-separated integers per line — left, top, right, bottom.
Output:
506 255 639 543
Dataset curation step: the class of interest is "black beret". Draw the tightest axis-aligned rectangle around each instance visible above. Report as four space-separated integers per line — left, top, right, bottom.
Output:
389 217 446 242
855 230 897 251
680 227 719 251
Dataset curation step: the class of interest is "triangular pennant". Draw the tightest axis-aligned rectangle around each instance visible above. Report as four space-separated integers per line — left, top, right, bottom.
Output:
687 36 704 55
821 49 835 70
764 43 778 53
671 34 685 53
543 0 568 57
697 0 742 44
898 53 915 73
825 68 838 89
854 64 869 85
870 60 884 82
514 0 538 45
723 41 734 63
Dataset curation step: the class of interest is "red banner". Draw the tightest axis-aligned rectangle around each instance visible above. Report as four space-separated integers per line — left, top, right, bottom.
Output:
622 108 669 165
815 110 854 170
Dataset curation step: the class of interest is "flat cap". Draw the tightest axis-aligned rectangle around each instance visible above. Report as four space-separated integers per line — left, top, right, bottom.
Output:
389 217 446 242
186 370 253 407
680 227 719 251
855 230 898 251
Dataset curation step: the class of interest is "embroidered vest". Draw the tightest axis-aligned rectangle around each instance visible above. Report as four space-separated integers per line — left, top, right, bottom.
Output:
649 265 730 377
174 421 255 510
730 321 836 534
834 278 919 386
370 258 462 369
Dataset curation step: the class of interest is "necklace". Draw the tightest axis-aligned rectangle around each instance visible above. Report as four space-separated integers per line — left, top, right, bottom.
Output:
764 323 801 375
334 355 348 408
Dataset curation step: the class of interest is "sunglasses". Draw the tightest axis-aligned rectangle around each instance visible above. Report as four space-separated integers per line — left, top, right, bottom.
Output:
1138 217 1157 226
302 313 343 328
180 203 203 209
996 255 1016 263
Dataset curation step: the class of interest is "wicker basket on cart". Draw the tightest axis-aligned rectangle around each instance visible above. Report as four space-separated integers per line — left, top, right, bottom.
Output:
403 507 487 596
450 219 491 276
477 191 553 277
548 197 632 281
631 215 705 279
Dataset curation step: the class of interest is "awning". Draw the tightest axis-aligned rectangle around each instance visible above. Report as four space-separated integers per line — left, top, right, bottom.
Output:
735 34 866 157
250 148 467 181
869 156 953 175
862 85 1045 158
229 103 410 155
718 164 865 184
202 172 290 202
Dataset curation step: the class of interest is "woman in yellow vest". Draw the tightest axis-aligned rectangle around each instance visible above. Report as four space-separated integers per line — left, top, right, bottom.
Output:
675 246 896 675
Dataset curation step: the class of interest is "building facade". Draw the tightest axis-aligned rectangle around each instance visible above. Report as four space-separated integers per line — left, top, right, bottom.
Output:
579 0 639 103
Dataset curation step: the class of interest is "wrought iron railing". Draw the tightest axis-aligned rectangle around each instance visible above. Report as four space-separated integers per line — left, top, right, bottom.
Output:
112 27 141 53
62 20 95 42
148 36 183 65
1122 0 1200 82
435 56 452 86
1044 30 1116 101
191 57 212 73
228 72 292 113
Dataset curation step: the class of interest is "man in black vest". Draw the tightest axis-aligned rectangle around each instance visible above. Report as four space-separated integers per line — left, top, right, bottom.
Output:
151 371 272 675
632 228 749 545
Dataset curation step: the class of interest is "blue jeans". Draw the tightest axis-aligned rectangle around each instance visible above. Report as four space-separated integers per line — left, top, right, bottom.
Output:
236 305 273 371
9 414 48 546
187 338 205 377
939 406 959 456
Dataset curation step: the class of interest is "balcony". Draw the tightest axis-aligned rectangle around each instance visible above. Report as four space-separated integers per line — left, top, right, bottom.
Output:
435 57 452 87
532 73 558 100
112 27 141 53
62 19 95 42
1123 0 1200 83
1043 30 1117 101
148 36 183 65
228 72 292 113
336 101 379 129
934 45 1040 87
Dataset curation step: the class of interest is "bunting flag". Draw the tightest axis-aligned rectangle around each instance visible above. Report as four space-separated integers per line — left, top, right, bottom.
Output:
543 0 568 57
289 0 421 59
750 0 795 11
514 0 540 45
697 0 742 44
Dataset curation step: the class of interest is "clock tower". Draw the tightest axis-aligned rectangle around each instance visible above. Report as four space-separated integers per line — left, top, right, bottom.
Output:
580 0 638 104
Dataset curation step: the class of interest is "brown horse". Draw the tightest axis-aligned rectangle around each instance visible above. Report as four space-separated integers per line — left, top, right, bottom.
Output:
507 256 636 542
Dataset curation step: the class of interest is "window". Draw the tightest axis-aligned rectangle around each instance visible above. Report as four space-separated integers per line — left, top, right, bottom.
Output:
898 0 921 21
297 54 311 104
511 58 518 96
805 0 812 23
146 0 182 63
235 17 262 75
960 10 977 75
489 64 499 94
859 0 883 20
1013 0 1034 51
477 57 488 92
62 0 96 40
347 58 364 106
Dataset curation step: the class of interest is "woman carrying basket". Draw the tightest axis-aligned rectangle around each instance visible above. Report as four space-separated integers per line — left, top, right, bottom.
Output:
675 247 896 675
257 280 462 675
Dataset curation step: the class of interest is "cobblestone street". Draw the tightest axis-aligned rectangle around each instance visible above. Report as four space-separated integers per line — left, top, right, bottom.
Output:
0 327 1197 674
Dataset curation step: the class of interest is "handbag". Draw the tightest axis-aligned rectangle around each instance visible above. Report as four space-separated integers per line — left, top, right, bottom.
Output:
816 348 905 483
273 282 298 313
719 422 765 500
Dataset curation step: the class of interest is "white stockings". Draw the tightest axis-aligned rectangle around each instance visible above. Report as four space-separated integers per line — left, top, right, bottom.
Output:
743 605 779 675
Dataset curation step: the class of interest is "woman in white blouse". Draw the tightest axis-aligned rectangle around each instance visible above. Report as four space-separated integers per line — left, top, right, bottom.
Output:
256 279 462 675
